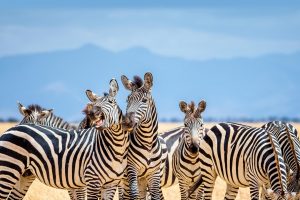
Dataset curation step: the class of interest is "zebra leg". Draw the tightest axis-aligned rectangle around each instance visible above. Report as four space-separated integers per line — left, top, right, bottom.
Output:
178 181 190 200
100 187 117 200
224 184 239 200
118 185 125 200
147 172 164 200
119 178 131 200
68 188 86 200
138 177 148 200
195 185 204 200
249 182 259 200
127 166 139 200
200 170 217 200
86 181 102 200
260 186 272 200
7 174 35 200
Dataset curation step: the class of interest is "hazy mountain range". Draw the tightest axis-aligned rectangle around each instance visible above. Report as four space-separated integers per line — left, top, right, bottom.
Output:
1 44 299 122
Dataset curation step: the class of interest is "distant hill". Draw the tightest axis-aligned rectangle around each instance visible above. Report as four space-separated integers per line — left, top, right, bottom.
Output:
0 44 299 121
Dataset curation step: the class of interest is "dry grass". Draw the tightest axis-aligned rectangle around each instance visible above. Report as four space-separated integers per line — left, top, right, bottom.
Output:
1 122 299 200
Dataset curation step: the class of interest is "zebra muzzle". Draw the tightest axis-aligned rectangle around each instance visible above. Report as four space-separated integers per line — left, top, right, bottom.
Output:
189 142 199 154
123 112 135 130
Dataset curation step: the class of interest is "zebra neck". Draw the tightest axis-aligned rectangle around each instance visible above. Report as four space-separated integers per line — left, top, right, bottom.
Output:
133 105 159 150
96 124 128 157
183 136 199 157
131 121 158 151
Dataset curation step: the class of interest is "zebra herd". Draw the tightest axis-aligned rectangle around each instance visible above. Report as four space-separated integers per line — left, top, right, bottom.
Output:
0 72 299 200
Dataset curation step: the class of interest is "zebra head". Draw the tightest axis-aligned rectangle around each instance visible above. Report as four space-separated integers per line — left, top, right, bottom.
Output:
84 78 121 130
121 72 154 130
18 102 53 125
179 100 206 154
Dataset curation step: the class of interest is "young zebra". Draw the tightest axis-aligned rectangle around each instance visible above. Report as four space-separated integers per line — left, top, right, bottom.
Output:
7 102 75 200
0 79 129 200
194 122 290 200
120 72 167 200
172 100 207 200
261 121 300 198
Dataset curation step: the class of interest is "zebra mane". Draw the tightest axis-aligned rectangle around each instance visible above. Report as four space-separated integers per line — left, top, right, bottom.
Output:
103 92 109 96
27 104 44 112
133 75 143 89
267 131 285 195
188 101 196 114
284 124 300 177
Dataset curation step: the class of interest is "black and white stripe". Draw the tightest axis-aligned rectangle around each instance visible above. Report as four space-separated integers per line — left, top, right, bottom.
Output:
172 100 207 200
196 122 289 200
7 103 75 200
17 102 74 130
262 121 300 198
120 73 166 200
0 79 129 200
159 127 184 188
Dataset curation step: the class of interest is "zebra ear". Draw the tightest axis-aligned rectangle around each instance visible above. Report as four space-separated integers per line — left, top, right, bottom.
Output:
86 90 98 102
109 78 119 97
121 75 134 91
194 100 206 118
40 109 53 118
179 101 188 114
144 72 153 91
17 101 30 116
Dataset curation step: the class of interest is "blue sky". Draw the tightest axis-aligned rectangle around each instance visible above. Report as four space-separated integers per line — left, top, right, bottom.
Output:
1 1 300 60
0 1 300 121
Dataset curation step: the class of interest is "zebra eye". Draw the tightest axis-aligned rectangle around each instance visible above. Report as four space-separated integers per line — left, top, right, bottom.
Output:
142 98 147 103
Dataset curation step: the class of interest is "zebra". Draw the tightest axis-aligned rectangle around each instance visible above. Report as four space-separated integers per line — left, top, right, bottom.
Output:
17 102 74 130
159 127 185 188
172 100 207 200
191 122 291 200
120 72 167 200
261 121 300 199
0 78 129 200
7 102 75 200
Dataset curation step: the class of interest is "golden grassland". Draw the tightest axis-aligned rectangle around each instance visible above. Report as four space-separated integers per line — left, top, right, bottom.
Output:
1 122 300 200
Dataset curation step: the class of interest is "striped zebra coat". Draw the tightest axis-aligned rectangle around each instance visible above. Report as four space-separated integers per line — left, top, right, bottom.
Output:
262 121 300 198
197 123 289 200
173 100 207 200
120 73 167 200
0 79 129 200
7 102 75 200
159 127 184 188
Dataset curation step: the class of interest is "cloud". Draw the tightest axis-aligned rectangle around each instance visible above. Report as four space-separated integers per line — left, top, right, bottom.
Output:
0 8 300 60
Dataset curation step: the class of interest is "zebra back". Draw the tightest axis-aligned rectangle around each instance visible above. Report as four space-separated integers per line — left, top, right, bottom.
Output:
195 122 288 199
